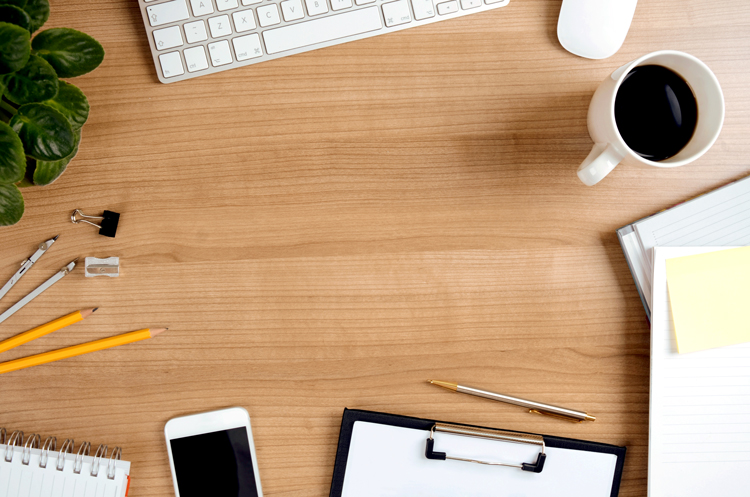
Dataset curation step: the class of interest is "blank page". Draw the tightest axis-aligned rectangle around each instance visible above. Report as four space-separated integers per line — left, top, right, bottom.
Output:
341 421 617 497
649 247 750 496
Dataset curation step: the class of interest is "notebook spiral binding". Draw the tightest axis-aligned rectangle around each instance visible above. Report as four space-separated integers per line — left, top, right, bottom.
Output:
1 427 122 479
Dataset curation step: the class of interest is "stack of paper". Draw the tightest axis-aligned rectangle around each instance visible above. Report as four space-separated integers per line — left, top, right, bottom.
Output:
617 175 750 319
649 247 750 496
617 176 750 496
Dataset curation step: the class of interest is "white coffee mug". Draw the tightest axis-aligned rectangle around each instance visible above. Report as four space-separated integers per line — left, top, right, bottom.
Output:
577 50 725 186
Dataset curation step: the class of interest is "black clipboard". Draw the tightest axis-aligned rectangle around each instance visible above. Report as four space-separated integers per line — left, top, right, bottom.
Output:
329 408 626 497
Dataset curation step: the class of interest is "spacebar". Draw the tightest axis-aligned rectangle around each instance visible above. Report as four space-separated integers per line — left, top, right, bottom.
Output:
263 7 383 54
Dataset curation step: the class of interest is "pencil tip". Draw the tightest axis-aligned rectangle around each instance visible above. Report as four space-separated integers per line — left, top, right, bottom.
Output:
80 308 98 318
150 328 168 337
53 234 60 241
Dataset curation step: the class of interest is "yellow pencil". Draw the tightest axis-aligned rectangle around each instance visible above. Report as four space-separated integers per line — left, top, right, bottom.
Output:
0 308 98 354
0 328 168 375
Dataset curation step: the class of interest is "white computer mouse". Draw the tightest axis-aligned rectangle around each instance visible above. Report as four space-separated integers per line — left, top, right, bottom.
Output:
557 0 638 59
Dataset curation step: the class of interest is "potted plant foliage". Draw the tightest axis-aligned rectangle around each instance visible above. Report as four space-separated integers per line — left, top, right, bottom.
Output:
0 0 104 226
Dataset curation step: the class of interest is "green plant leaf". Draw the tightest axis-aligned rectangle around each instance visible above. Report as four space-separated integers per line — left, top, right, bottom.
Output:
9 102 74 160
0 0 27 8
33 128 79 185
0 5 31 30
0 121 25 184
31 28 104 78
4 53 57 104
42 80 87 130
0 22 30 74
22 0 47 32
0 183 24 226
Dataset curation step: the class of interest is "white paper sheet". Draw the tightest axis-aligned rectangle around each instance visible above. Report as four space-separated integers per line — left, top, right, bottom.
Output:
649 247 750 497
635 178 750 278
619 177 750 316
341 421 618 497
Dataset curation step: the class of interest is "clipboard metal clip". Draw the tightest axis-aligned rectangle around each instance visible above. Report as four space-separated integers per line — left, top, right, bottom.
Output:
425 422 547 473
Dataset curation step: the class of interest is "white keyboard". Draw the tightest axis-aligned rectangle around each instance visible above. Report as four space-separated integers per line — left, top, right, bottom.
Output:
139 0 510 83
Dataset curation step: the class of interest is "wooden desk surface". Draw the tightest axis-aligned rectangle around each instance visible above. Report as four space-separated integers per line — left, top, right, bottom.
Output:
2 0 749 494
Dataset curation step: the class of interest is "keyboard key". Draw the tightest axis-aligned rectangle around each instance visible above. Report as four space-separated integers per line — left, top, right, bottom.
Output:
264 6 381 54
208 15 233 37
382 0 411 26
242 0 262 4
411 0 435 19
232 33 263 60
189 0 213 16
233 10 257 32
484 0 505 3
355 0 377 4
208 40 233 65
184 20 208 42
217 0 239 11
257 4 281 26
305 0 329 16
147 0 189 27
436 0 457 14
184 46 209 71
330 0 352 11
158 51 184 77
153 26 183 50
460 0 481 8
281 0 305 21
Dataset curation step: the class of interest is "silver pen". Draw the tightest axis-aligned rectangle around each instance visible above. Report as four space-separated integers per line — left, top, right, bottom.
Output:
0 235 60 302
429 380 596 423
0 259 78 325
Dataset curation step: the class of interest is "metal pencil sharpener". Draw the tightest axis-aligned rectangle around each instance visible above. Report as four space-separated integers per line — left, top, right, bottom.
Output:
85 257 120 278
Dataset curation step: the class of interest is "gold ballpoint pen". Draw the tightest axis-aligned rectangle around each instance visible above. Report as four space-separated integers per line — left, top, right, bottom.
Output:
429 380 596 423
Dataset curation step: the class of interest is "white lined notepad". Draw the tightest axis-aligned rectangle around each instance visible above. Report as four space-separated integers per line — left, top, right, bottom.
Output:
0 434 130 497
617 175 750 317
649 247 750 496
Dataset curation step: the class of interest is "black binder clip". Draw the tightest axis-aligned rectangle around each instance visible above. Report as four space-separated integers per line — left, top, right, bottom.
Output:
425 423 547 473
71 209 120 238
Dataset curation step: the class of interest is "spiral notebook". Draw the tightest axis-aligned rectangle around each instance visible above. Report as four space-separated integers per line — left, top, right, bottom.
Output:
0 428 131 497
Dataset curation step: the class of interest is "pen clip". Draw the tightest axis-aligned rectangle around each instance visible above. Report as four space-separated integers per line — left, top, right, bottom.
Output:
529 409 583 423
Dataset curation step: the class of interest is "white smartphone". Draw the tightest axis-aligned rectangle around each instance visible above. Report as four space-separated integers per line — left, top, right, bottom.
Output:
165 407 263 497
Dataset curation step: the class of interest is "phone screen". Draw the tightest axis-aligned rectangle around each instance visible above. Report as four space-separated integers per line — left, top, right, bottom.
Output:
170 427 259 497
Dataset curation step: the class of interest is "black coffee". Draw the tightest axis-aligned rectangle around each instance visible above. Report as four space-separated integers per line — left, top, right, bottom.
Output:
614 65 698 161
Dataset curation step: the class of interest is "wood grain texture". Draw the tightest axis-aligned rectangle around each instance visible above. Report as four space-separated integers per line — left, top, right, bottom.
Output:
1 0 749 495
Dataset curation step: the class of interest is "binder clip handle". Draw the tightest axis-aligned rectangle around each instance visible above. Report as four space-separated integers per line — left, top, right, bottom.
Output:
521 453 546 473
425 438 447 460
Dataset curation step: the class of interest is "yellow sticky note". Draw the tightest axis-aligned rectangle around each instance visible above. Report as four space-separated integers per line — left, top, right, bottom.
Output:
666 246 750 353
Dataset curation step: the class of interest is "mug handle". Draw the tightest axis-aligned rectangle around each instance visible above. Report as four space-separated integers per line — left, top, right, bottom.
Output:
577 143 625 186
